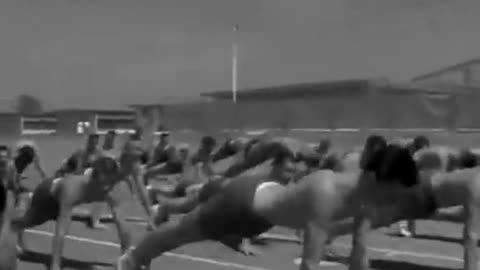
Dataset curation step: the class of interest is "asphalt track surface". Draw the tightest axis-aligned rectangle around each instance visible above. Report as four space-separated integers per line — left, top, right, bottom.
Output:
17 198 468 270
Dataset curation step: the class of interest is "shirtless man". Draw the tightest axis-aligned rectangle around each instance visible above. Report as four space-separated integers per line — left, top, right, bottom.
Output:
148 136 319 226
211 137 249 163
10 141 47 208
143 132 182 185
148 136 217 200
325 160 480 270
115 135 419 270
0 145 18 270
55 133 103 177
13 154 133 270
222 136 317 178
90 130 118 229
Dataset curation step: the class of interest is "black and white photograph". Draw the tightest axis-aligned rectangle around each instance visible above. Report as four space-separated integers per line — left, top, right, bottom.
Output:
1 1 480 270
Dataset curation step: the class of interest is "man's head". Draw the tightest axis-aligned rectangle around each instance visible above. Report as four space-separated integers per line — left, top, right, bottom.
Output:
316 138 331 154
361 135 419 187
200 136 217 154
360 135 387 170
130 126 143 141
91 155 121 186
15 144 36 174
159 132 170 144
86 134 100 149
271 147 297 184
104 130 116 148
411 135 430 153
178 144 190 162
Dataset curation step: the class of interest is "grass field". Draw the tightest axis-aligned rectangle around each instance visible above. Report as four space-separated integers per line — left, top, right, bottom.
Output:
7 131 479 270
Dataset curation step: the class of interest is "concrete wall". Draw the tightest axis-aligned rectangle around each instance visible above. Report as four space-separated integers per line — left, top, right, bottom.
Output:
158 90 458 131
0 114 20 136
55 111 94 135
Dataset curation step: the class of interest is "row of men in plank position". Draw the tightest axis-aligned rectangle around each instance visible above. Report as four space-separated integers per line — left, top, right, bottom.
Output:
0 131 479 270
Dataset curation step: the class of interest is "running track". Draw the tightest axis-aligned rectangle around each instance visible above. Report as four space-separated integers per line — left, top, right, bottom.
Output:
17 200 468 270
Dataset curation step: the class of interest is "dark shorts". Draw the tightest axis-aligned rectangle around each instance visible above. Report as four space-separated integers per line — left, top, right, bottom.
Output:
28 179 60 225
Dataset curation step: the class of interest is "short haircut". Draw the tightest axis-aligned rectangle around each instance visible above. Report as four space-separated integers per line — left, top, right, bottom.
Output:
272 145 296 166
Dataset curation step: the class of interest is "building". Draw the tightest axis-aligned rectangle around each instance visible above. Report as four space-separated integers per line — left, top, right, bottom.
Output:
411 58 480 129
0 98 21 136
0 98 59 136
130 96 214 132
412 58 480 86
46 107 135 135
200 78 468 130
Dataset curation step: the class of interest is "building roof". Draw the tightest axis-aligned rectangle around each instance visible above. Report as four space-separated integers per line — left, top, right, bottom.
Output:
129 96 213 108
45 108 134 114
377 81 478 95
412 58 480 83
201 78 462 100
202 78 385 100
408 81 480 94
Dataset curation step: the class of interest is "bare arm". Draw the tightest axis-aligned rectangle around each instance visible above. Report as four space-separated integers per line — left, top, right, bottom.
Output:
50 203 73 270
463 199 480 270
219 236 259 256
74 152 84 174
32 150 47 181
300 220 329 270
349 207 371 270
128 165 154 227
106 189 132 252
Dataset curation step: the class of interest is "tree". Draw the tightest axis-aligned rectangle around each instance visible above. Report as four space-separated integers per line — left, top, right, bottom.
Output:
15 94 43 115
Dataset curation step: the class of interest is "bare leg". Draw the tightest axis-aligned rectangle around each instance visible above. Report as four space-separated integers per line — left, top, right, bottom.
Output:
152 195 198 227
89 202 107 229
50 209 72 270
118 209 207 269
12 200 56 252
349 210 372 270
463 199 479 270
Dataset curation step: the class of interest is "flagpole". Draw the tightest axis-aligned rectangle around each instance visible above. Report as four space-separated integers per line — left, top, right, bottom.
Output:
232 24 238 103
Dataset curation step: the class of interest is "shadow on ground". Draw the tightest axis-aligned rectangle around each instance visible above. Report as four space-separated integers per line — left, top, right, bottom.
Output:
329 255 455 270
386 232 476 246
20 250 112 269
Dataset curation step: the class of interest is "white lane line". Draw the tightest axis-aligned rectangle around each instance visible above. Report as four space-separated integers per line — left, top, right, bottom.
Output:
25 229 273 270
122 221 463 264
260 233 462 263
293 258 341 267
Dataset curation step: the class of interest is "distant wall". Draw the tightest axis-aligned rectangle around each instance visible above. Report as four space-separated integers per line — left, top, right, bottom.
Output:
0 114 20 136
159 90 464 131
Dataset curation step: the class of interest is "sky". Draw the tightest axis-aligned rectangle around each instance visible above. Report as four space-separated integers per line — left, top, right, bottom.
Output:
1 0 480 109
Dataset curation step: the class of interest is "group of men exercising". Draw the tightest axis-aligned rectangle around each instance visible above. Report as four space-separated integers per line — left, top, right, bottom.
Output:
1 129 480 270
